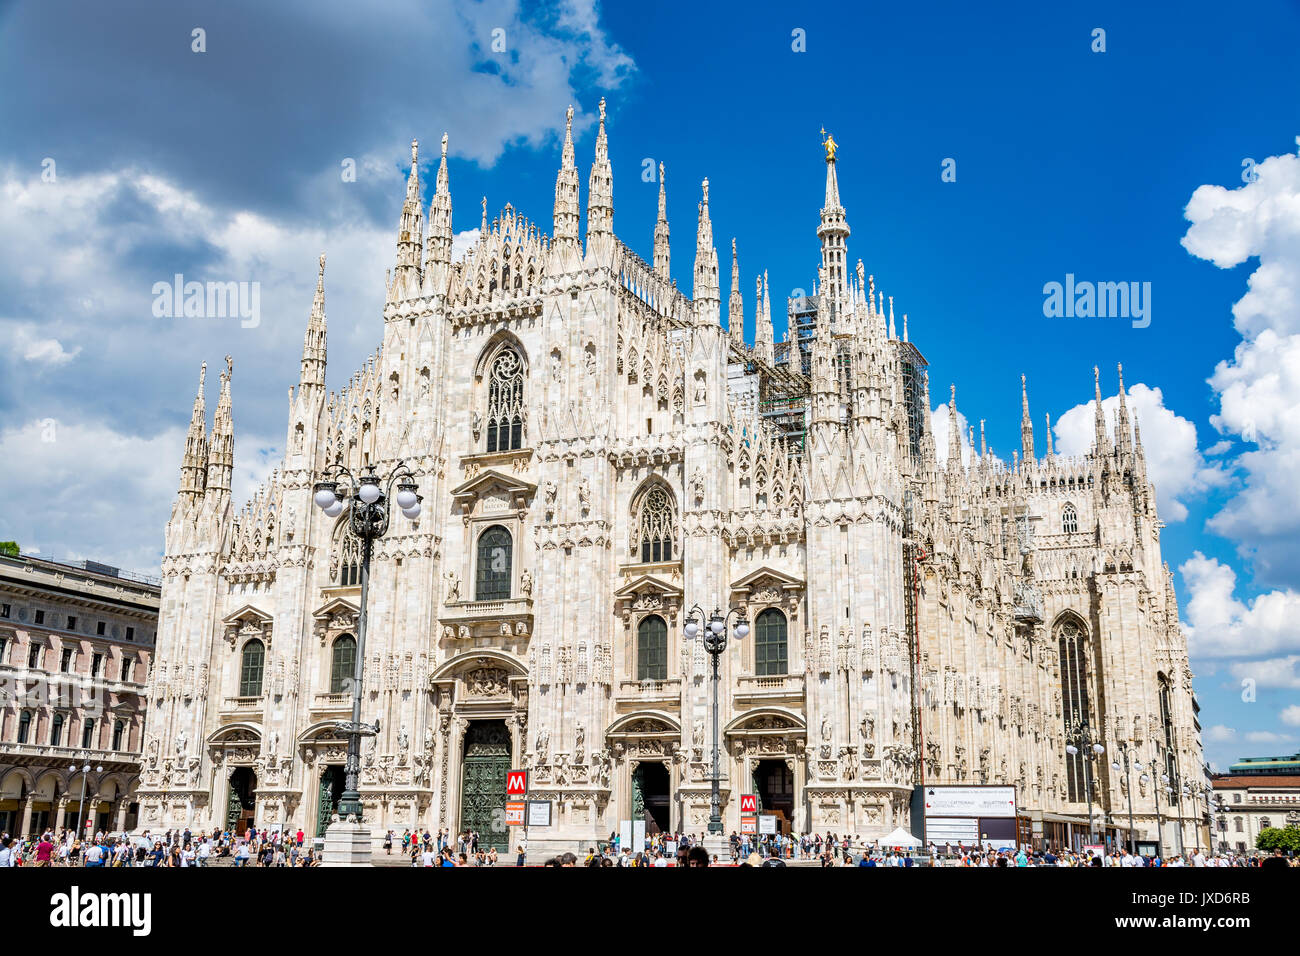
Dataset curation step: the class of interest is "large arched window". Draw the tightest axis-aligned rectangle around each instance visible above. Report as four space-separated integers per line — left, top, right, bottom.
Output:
331 634 357 694
754 608 788 676
50 712 65 747
1057 617 1091 802
16 710 31 743
476 526 513 601
337 530 361 587
239 639 265 697
112 719 126 751
1157 674 1177 786
637 615 668 680
1062 503 1079 534
633 484 676 563
485 347 525 452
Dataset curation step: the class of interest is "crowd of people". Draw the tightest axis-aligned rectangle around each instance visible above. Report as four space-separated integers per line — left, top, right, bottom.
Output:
0 824 323 867
1 823 1291 868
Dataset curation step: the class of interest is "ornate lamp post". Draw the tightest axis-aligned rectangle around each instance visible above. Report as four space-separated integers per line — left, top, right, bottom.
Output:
1064 714 1104 847
1110 740 1143 854
69 759 103 844
1213 793 1227 854
312 461 421 843
683 604 749 842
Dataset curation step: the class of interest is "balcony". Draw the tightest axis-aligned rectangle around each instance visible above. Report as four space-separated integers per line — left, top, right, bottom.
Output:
735 673 806 705
1 741 139 770
220 695 264 716
310 691 352 715
617 677 682 705
439 596 533 640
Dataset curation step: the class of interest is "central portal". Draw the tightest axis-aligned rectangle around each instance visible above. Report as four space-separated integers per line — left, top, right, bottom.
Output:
632 761 671 834
754 759 794 835
316 765 345 836
459 719 512 851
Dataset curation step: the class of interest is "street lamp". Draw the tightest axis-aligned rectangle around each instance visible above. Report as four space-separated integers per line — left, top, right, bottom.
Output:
69 759 103 845
1110 740 1143 854
312 461 421 831
1213 793 1228 854
1064 714 1104 847
683 604 749 841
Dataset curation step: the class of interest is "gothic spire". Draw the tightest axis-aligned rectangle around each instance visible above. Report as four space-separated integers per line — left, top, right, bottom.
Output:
728 238 744 346
179 362 208 498
423 132 453 294
300 253 327 390
206 355 234 497
552 105 581 266
653 162 670 279
586 97 613 258
389 138 423 302
1116 362 1133 455
1093 365 1110 457
693 178 719 325
817 128 850 307
1045 412 1055 458
1020 374 1034 462
755 270 774 365
948 384 961 468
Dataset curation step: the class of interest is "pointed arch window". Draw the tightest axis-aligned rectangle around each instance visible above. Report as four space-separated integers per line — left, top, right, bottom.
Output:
1062 503 1078 534
633 484 677 563
331 634 357 694
637 614 668 680
239 639 265 697
475 526 513 601
755 608 789 676
1057 618 1091 802
486 347 525 452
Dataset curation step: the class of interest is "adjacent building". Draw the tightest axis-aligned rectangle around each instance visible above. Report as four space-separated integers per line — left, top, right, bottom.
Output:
136 103 1205 854
1211 753 1300 853
0 553 158 837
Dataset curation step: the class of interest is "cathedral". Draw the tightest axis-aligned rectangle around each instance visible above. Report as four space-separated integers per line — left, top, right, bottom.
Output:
138 100 1207 855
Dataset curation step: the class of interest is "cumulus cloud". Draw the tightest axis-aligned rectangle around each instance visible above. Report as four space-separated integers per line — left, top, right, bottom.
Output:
1280 705 1300 727
11 325 80 367
1053 381 1220 522
1180 551 1300 658
930 401 973 467
1205 725 1237 743
1244 730 1294 745
1182 147 1300 583
1228 655 1300 691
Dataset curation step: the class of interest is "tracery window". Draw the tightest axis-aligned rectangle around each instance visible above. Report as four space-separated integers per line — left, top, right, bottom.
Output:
337 530 361 587
754 608 789 676
485 347 525 452
637 614 668 681
633 484 676 563
475 525 513 601
1062 503 1078 534
1057 617 1091 802
331 634 357 694
240 639 265 697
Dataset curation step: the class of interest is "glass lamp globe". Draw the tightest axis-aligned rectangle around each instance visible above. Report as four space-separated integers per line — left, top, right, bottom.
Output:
1140 774 1150 784
734 621 750 639
709 617 725 636
1092 744 1105 756
396 484 419 509
313 483 337 509
1065 744 1079 756
401 503 421 520
323 500 345 518
1134 760 1144 772
358 480 382 504
684 620 700 639
1112 761 1121 772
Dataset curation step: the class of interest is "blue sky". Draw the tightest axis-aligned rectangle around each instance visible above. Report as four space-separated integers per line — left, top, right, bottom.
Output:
1 0 1298 767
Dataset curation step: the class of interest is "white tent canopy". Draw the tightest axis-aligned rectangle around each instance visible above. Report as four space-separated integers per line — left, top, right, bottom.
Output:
879 828 922 847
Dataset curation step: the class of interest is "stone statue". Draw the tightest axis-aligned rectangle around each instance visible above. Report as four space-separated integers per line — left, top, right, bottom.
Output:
821 714 831 742
175 730 187 755
577 477 590 511
544 480 557 506
520 568 533 597
535 728 550 763
398 724 409 752
445 571 460 604
574 722 585 764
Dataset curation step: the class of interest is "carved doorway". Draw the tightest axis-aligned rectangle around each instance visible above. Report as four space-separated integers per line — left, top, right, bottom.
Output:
459 720 511 851
226 767 257 835
632 761 671 834
316 766 344 837
753 759 794 835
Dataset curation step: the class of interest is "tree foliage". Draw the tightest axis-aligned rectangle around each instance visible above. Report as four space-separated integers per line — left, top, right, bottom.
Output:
1255 826 1300 853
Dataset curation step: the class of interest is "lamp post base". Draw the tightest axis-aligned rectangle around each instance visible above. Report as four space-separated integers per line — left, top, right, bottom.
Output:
321 815 373 867
702 832 731 866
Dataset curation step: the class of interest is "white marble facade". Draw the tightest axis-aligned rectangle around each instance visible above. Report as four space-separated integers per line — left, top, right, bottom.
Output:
137 103 1204 853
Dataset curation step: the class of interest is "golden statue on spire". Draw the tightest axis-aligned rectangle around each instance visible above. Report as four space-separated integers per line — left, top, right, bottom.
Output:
820 127 838 161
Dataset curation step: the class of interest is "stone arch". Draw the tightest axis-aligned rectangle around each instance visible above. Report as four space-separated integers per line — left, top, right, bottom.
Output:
628 475 678 563
428 648 527 684
722 706 807 736
605 711 681 739
472 328 530 380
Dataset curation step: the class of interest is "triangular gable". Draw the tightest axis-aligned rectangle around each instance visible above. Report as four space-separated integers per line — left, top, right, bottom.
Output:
449 468 536 503
613 574 684 602
729 566 805 594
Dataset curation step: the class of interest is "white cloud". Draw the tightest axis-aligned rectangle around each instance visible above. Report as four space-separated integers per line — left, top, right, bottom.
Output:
1182 148 1300 581
1228 655 1300 690
1205 724 1237 743
1053 381 1220 522
930 401 972 467
1244 730 1294 745
1280 705 1300 727
11 324 80 366
1180 551 1300 658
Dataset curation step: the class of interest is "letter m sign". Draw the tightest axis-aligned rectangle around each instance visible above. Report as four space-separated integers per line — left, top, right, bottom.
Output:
506 770 528 796
740 794 757 814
